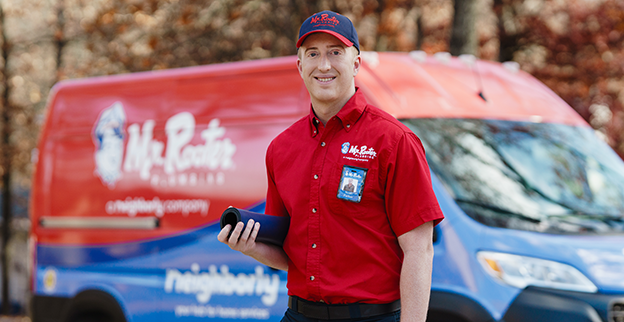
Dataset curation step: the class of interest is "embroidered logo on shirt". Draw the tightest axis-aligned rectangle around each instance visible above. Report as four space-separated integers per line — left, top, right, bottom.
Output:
341 142 350 154
337 165 367 203
341 143 377 162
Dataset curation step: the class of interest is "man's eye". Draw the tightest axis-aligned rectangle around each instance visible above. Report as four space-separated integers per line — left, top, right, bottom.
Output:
309 52 318 58
331 50 341 55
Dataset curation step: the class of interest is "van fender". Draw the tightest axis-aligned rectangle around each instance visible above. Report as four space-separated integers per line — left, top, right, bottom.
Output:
428 290 496 322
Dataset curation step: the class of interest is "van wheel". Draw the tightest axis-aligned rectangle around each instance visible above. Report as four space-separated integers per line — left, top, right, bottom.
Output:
71 313 113 322
427 312 470 322
64 290 126 322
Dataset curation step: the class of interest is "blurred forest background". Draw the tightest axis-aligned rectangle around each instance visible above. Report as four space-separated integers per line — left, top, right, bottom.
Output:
0 0 623 315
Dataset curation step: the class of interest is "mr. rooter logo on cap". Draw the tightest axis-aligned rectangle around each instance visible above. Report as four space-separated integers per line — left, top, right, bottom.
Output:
310 13 340 28
297 10 360 53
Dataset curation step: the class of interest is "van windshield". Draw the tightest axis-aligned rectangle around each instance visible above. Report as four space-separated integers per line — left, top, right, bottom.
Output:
402 118 624 235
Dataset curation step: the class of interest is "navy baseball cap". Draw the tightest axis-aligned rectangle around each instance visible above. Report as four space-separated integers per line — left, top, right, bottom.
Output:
297 11 360 53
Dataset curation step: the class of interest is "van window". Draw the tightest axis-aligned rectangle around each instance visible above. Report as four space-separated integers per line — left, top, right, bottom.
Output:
403 118 624 235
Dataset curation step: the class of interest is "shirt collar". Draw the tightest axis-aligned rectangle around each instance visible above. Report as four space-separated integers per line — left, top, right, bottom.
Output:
309 87 367 137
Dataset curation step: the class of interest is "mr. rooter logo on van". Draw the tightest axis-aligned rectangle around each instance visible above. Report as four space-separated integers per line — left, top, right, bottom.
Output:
92 101 237 190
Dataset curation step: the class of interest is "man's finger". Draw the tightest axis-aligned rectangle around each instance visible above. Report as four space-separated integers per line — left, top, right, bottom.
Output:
228 221 245 244
249 222 260 242
240 219 255 243
217 224 232 243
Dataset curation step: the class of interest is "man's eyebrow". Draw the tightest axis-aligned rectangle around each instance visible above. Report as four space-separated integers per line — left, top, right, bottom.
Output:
304 44 346 52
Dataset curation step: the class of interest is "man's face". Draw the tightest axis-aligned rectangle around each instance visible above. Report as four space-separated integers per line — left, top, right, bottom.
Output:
297 33 361 107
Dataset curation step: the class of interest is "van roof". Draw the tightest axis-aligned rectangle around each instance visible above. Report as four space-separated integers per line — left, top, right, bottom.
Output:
357 51 587 125
50 51 587 126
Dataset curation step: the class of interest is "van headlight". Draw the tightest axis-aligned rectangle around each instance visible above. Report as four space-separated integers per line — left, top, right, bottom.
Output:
477 251 597 293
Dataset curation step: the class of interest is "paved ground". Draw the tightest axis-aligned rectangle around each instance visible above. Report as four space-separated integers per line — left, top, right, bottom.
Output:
0 317 29 322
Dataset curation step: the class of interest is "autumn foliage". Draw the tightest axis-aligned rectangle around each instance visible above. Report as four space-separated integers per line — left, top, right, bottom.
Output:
1 0 623 199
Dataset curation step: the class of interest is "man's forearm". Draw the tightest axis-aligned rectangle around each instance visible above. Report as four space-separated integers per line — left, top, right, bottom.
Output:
400 248 433 321
398 221 434 322
248 242 289 271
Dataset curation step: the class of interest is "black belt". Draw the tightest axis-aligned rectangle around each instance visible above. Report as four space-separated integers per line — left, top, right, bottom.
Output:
288 296 401 320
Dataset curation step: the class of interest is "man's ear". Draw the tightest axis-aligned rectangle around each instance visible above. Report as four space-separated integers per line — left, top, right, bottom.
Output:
353 53 362 77
296 56 304 77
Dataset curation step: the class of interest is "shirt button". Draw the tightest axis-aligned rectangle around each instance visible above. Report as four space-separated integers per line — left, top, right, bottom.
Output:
346 124 351 128
312 243 317 248
321 142 326 147
313 174 319 180
312 208 317 213
310 276 315 281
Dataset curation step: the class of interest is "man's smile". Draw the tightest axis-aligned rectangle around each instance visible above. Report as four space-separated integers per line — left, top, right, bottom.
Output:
315 76 336 83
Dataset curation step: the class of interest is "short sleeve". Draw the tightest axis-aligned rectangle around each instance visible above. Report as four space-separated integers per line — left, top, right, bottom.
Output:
265 141 289 217
385 132 444 236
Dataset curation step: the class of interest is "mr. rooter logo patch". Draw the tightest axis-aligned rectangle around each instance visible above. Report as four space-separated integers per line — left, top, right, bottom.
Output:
310 13 340 27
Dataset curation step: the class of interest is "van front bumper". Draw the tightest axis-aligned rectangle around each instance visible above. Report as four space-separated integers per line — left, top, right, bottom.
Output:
502 286 624 322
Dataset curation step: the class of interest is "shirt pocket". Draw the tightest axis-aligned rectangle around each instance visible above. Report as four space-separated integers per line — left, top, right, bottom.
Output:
328 161 382 218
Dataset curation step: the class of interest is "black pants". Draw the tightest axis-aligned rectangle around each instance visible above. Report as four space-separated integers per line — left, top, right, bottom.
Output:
281 308 401 322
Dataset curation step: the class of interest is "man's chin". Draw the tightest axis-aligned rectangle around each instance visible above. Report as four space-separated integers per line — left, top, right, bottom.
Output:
309 91 338 103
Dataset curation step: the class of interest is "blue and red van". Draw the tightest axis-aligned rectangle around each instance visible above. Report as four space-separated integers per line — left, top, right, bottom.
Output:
30 52 624 322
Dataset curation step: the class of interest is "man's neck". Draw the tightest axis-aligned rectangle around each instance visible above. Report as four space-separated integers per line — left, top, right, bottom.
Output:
311 89 356 125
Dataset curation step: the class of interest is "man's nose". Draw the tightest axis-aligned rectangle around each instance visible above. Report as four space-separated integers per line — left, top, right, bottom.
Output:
318 54 331 72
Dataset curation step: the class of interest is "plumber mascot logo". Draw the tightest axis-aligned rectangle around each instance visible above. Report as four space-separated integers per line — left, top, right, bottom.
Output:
92 102 237 189
93 102 126 188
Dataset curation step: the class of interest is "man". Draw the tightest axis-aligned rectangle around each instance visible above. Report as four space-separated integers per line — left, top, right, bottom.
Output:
343 179 355 192
218 10 444 322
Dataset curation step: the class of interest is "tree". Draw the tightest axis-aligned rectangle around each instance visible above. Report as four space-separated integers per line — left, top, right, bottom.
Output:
495 0 624 157
0 0 11 314
450 0 478 56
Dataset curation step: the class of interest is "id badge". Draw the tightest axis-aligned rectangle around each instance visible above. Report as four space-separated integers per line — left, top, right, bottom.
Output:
337 165 368 203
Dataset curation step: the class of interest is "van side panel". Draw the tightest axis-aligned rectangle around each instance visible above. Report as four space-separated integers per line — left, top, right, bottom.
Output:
33 57 307 245
31 57 307 321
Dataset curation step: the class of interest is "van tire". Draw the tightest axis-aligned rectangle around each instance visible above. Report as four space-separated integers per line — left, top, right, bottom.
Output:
64 290 127 322
72 314 113 322
426 312 470 322
427 291 495 322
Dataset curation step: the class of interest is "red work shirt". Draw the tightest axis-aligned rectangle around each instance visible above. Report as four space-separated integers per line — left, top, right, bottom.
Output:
265 89 444 304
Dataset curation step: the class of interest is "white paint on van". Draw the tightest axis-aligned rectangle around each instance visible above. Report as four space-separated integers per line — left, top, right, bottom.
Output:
164 264 281 306
123 111 237 184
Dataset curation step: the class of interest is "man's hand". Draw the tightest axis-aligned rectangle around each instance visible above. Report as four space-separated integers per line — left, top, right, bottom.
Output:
217 219 289 271
218 219 261 256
